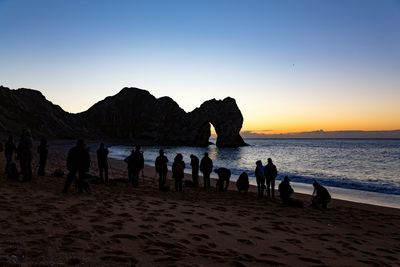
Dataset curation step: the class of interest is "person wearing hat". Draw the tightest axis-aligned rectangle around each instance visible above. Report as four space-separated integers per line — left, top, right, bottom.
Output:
278 176 294 204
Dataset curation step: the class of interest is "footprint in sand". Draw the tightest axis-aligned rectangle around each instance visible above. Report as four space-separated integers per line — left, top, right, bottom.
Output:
237 239 254 245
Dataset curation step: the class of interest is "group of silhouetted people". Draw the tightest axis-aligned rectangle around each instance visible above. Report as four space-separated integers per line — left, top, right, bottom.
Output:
1 134 332 208
0 130 48 182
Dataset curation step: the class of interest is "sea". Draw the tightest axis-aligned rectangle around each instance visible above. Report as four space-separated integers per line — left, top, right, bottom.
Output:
108 139 400 209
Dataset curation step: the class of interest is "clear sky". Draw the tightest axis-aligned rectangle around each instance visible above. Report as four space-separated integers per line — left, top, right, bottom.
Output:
1 0 399 134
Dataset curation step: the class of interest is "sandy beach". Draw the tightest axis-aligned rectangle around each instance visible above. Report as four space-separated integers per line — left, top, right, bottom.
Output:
0 141 399 266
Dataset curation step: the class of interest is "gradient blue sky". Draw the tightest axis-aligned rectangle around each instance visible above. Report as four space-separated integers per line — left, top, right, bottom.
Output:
1 0 399 133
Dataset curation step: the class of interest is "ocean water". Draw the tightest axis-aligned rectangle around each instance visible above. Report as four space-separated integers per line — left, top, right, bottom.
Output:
108 139 400 207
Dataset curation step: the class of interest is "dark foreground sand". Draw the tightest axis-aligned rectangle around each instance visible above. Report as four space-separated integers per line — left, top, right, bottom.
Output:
0 143 400 266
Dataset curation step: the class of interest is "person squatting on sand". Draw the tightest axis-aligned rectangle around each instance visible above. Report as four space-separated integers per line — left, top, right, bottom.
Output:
190 154 199 187
17 129 33 182
264 158 278 198
155 149 168 191
200 152 213 190
63 139 90 193
255 160 266 197
214 167 231 192
311 180 331 208
96 143 109 184
172 153 185 192
124 146 144 187
4 135 16 176
236 172 249 193
37 138 48 176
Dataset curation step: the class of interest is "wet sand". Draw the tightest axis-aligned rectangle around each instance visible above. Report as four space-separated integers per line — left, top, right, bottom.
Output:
0 142 399 266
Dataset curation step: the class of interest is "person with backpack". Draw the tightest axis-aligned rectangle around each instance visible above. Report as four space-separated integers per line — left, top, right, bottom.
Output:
63 139 91 193
172 153 185 192
200 152 213 189
214 167 231 192
155 149 168 190
264 158 278 198
124 145 144 187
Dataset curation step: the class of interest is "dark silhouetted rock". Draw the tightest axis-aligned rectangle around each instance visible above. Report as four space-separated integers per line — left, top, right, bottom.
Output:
0 86 246 147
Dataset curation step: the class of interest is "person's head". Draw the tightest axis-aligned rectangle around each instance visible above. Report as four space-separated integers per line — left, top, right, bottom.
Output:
190 154 194 158
100 142 104 149
267 158 272 164
40 138 47 145
77 139 85 148
159 149 164 155
256 160 263 166
283 176 290 182
312 180 319 188
174 153 183 162
22 129 31 137
204 152 209 157
135 145 141 151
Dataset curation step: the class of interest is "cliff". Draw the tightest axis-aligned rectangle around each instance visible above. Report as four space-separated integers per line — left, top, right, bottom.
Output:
0 86 246 147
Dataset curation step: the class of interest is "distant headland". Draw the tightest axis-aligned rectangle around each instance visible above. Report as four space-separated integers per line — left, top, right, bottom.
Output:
0 86 246 147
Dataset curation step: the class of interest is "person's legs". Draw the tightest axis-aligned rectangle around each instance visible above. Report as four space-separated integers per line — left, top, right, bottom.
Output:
63 170 77 193
133 170 139 187
174 179 179 191
5 154 12 174
99 165 104 182
192 171 199 187
271 178 275 198
159 173 163 190
266 178 271 198
104 165 109 184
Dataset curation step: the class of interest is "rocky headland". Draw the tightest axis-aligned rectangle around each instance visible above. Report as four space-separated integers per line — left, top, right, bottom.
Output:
0 86 246 147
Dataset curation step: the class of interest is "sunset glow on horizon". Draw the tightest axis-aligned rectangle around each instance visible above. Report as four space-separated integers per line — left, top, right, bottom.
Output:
1 0 399 134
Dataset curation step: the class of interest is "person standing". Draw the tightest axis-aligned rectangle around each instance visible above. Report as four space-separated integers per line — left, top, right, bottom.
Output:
17 129 33 182
155 149 168 190
37 138 48 176
125 145 144 187
4 135 16 175
96 143 109 184
172 153 185 192
200 152 213 189
63 139 90 193
190 154 199 187
264 158 278 198
255 160 265 197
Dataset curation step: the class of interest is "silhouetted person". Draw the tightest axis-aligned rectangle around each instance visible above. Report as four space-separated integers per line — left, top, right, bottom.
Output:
255 160 265 197
236 172 249 193
264 158 278 198
214 167 231 192
279 176 294 204
125 145 144 187
172 153 185 192
37 138 48 176
200 152 213 189
190 154 199 187
311 180 331 209
155 149 168 190
63 139 90 193
97 143 109 184
17 129 33 182
4 135 16 176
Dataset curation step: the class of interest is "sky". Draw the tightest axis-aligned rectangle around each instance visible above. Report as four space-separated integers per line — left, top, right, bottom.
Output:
1 0 399 134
